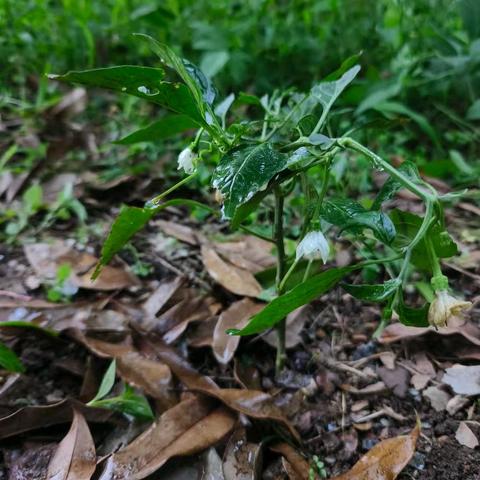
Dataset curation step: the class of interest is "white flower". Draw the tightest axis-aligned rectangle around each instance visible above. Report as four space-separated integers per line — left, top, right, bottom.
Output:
177 147 197 174
428 290 472 328
296 230 330 263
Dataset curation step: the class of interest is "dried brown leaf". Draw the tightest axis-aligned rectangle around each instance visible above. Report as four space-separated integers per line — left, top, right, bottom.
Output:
201 245 262 297
270 443 310 480
47 409 96 480
213 236 275 274
98 396 235 480
24 242 137 291
143 339 299 440
330 423 420 480
142 277 184 318
116 352 177 412
213 298 263 364
0 399 112 440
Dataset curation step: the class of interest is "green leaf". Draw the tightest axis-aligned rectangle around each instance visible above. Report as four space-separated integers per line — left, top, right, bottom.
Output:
50 66 205 125
115 115 197 145
342 278 401 302
311 65 360 130
371 161 421 210
94 199 215 277
229 267 351 336
397 297 430 327
230 190 267 229
390 210 458 270
323 53 363 81
321 198 396 244
0 342 25 373
212 143 287 220
88 359 116 404
89 385 154 420
137 34 216 106
93 206 154 279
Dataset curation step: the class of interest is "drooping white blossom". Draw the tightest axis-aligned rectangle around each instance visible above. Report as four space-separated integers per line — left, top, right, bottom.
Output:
177 147 197 174
296 230 330 263
428 290 472 328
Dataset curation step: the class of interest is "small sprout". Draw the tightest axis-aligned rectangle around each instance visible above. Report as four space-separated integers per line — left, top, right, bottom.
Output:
296 230 330 263
428 290 472 328
177 146 198 174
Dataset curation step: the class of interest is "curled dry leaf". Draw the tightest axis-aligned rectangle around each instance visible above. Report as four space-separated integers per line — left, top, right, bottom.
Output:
201 245 262 297
455 422 479 449
213 298 263 364
330 423 420 480
142 276 185 318
223 428 262 480
144 339 299 440
24 241 137 291
212 236 275 274
270 443 310 480
98 396 236 480
116 352 177 412
47 409 96 480
0 399 112 440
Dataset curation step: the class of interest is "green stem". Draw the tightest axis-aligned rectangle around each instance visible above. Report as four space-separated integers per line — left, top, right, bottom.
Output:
398 200 435 280
273 186 287 374
339 137 435 202
147 172 197 207
303 259 314 282
279 258 301 293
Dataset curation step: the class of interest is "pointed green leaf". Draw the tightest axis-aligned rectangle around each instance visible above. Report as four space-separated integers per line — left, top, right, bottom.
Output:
212 143 287 220
93 206 154 279
229 267 351 336
321 198 396 244
136 34 216 106
0 342 25 373
94 199 215 277
88 360 116 404
50 66 205 125
89 385 154 420
115 115 197 145
311 65 360 130
342 278 401 302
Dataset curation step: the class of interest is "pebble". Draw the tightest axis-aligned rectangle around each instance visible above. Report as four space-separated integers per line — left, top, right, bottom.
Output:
411 452 426 470
351 341 377 360
361 438 378 450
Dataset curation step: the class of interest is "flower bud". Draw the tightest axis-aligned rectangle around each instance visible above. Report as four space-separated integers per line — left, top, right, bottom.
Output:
296 230 330 263
428 290 472 328
177 147 197 174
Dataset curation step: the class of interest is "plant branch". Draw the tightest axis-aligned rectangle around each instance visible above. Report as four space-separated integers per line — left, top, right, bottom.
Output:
273 185 287 373
338 137 436 202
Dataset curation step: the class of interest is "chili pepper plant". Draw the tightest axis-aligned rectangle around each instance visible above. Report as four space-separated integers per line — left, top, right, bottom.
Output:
51 35 471 373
